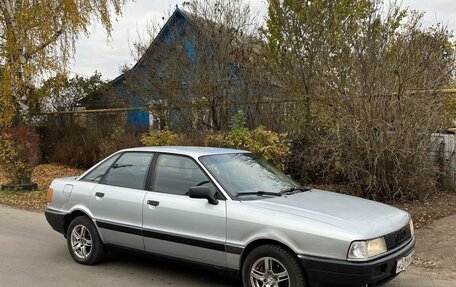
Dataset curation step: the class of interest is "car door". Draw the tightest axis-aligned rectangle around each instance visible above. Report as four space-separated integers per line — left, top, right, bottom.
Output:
143 153 227 267
89 152 154 250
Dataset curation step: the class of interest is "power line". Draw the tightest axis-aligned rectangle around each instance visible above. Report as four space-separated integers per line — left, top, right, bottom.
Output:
67 70 93 78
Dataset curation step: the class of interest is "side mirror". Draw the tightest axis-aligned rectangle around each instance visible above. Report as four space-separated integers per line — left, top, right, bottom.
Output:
188 186 219 205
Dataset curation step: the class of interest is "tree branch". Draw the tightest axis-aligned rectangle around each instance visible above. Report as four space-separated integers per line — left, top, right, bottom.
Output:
27 29 62 57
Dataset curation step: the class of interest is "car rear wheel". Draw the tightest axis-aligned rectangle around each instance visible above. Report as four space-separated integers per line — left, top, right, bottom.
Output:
242 244 306 287
67 216 105 265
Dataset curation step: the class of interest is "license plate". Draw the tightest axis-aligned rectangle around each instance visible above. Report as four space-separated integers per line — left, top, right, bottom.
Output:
396 250 414 274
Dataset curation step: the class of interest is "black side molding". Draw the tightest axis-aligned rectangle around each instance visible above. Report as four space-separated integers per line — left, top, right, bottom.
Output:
143 229 226 252
96 220 142 236
225 245 243 255
95 219 244 255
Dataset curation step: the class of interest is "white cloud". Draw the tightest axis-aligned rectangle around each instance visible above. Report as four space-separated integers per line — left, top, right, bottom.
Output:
69 0 454 81
69 0 180 80
402 0 456 30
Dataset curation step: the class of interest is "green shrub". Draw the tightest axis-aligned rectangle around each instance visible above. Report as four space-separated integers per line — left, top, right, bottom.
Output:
206 127 289 167
206 111 290 167
140 112 289 168
141 129 180 146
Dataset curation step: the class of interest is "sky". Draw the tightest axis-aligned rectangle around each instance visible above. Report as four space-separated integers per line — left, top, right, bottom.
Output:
69 0 456 81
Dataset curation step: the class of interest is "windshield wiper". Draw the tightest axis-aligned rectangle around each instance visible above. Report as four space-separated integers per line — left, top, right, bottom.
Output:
90 174 104 182
112 164 132 169
235 191 282 197
279 186 312 195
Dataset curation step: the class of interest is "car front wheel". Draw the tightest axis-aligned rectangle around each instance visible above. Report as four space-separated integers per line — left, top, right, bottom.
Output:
66 216 105 265
242 244 306 287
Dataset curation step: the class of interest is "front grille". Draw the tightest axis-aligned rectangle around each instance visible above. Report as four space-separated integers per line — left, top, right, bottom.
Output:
384 224 412 250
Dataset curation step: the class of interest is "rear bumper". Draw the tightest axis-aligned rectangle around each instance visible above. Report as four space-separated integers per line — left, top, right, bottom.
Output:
300 236 416 287
44 208 67 236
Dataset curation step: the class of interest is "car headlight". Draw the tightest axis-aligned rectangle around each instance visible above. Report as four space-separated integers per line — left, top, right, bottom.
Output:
409 219 414 237
348 237 387 260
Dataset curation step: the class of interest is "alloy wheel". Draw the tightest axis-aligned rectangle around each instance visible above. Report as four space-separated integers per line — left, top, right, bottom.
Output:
250 256 290 287
70 224 93 259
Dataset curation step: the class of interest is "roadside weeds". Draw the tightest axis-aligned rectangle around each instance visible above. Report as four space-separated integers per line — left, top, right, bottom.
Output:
0 164 83 211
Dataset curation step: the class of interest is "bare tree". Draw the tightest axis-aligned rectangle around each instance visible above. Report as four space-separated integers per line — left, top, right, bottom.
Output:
263 0 455 200
123 0 277 134
323 4 455 200
262 0 373 140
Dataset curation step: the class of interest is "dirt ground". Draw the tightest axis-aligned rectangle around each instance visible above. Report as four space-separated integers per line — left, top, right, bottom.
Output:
394 192 456 229
0 164 83 210
410 214 456 280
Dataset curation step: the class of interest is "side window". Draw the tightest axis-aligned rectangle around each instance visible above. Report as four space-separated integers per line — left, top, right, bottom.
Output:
154 154 214 195
104 152 154 190
82 154 120 182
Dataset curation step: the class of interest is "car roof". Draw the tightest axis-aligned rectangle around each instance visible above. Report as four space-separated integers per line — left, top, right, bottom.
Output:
118 146 250 158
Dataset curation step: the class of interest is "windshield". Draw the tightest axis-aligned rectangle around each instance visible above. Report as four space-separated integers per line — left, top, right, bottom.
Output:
199 153 299 199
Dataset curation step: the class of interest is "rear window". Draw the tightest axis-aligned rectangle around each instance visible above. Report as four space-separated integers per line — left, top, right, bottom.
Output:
82 154 120 182
104 152 154 190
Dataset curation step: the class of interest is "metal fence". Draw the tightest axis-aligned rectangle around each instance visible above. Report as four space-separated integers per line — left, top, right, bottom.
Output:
431 133 456 187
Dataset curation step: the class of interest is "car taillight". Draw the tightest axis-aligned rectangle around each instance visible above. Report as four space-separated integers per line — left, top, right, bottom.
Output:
47 188 53 203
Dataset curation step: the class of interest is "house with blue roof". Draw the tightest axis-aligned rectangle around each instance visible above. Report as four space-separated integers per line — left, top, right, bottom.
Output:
97 6 279 131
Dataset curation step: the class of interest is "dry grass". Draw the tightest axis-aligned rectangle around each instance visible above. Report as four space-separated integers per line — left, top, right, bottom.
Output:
393 191 456 229
0 169 7 185
0 164 84 211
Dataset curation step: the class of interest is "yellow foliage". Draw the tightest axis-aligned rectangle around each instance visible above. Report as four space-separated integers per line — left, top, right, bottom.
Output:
206 126 290 168
141 130 180 146
0 0 128 123
140 127 290 168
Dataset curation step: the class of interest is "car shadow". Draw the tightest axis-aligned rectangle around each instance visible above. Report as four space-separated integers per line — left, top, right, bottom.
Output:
104 247 241 286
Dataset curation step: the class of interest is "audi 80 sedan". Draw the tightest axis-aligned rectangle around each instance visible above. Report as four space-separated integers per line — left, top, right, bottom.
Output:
45 146 415 287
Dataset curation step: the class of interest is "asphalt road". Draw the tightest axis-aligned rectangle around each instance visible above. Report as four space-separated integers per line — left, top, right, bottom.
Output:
0 205 453 287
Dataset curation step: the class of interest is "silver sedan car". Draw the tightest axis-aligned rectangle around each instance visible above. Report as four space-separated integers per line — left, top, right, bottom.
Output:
45 146 415 287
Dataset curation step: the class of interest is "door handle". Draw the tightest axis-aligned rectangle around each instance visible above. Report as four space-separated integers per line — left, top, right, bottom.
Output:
147 200 159 206
95 192 105 198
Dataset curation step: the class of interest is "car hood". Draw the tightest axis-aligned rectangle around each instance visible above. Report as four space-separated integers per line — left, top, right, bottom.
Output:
242 189 410 238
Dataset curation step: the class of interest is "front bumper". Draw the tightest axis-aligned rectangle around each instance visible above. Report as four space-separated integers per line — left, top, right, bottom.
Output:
299 236 416 287
44 208 67 236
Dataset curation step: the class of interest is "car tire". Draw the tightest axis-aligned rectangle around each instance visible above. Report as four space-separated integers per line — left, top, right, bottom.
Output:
66 216 105 265
242 244 306 287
